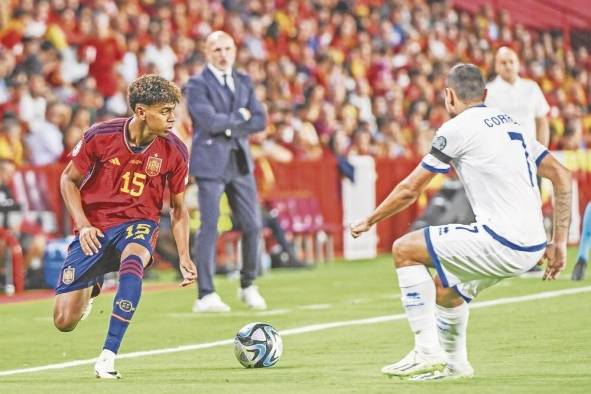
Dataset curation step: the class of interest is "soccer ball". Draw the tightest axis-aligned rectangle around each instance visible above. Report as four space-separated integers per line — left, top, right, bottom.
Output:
233 322 283 368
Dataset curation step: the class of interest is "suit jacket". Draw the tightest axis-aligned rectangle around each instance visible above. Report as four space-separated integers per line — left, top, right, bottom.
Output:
185 67 267 179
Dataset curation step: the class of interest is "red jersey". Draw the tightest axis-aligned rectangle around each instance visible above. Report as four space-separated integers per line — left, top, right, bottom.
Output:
71 117 189 231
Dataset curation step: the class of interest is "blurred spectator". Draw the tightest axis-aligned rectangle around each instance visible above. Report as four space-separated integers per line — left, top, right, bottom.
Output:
25 101 67 165
250 130 293 164
144 25 177 81
70 106 92 131
78 11 124 98
104 74 129 116
0 114 25 165
0 51 15 106
14 35 43 76
58 124 83 163
118 34 139 84
349 129 374 156
18 73 49 125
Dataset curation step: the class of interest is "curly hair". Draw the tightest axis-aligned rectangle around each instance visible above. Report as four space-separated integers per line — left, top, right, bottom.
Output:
128 74 181 111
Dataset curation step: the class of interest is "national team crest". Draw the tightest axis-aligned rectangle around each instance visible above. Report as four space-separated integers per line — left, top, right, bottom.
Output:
145 156 162 177
62 266 75 285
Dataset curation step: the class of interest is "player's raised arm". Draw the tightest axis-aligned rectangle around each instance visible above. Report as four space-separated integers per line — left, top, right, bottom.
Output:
350 165 436 238
537 153 572 280
60 161 104 256
170 191 197 286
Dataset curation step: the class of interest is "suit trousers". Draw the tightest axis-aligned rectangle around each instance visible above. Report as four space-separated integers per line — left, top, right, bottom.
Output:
193 150 262 298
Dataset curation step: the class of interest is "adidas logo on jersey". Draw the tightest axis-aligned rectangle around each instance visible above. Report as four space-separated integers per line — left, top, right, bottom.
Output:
109 158 121 166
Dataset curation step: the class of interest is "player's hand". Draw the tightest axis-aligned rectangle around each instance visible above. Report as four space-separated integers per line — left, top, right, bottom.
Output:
350 219 372 239
78 225 104 256
179 257 197 287
542 242 567 280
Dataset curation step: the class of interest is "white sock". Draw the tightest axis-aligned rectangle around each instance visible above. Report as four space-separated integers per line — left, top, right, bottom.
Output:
396 265 441 357
436 302 470 370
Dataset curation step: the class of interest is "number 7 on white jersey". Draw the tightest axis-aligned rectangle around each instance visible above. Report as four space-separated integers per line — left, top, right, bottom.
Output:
508 131 534 187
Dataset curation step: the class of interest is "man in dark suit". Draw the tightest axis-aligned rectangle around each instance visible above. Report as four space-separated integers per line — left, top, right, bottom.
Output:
185 31 267 312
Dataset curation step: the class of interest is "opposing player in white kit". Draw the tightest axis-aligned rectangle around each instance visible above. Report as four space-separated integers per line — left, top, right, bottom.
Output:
351 64 572 380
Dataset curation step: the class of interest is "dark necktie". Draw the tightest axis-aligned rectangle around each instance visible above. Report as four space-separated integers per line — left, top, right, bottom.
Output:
223 74 234 105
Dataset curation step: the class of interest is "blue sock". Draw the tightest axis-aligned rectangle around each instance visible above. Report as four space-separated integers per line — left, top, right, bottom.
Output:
103 255 144 354
577 203 591 264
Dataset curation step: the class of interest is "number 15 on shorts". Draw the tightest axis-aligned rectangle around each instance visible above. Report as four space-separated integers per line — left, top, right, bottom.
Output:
125 223 152 240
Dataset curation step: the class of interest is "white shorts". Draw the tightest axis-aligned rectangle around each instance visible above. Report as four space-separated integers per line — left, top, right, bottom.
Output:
424 223 546 302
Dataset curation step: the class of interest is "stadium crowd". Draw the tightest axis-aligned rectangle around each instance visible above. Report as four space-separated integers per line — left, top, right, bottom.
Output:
0 0 590 168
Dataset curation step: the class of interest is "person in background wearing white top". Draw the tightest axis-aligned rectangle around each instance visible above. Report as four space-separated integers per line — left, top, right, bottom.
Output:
144 26 177 81
350 64 571 381
486 46 550 146
26 101 66 166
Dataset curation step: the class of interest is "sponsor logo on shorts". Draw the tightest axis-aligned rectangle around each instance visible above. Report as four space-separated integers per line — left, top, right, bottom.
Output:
117 299 135 312
62 266 75 285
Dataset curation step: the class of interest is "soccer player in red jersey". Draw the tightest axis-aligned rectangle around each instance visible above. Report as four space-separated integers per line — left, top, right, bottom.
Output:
52 74 197 379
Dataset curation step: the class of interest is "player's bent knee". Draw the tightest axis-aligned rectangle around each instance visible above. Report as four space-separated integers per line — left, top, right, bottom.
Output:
53 311 78 332
392 237 411 267
121 244 151 266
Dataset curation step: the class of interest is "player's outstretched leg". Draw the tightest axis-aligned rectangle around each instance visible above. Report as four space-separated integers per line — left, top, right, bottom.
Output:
95 245 149 379
573 202 591 281
381 230 445 378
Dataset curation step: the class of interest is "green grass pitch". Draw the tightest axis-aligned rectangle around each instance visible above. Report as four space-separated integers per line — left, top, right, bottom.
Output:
1 249 590 393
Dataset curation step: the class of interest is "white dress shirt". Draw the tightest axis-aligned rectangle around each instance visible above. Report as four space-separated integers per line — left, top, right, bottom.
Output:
485 76 549 140
207 64 235 92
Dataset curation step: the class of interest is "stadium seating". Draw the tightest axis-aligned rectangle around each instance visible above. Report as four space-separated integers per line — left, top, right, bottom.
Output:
265 194 336 264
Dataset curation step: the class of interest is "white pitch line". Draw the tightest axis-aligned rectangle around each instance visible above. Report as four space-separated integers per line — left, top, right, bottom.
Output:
1 285 590 378
255 308 291 316
298 304 332 310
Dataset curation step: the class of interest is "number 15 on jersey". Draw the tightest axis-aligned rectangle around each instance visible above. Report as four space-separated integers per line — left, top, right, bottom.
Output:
120 171 147 197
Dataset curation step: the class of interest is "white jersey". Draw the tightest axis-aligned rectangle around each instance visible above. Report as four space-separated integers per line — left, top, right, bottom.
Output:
422 105 548 247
